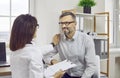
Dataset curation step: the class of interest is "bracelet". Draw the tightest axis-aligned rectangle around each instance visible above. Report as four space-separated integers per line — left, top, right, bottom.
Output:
50 60 54 65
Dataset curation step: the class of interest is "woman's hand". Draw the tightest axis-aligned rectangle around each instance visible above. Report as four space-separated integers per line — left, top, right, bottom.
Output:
52 34 60 46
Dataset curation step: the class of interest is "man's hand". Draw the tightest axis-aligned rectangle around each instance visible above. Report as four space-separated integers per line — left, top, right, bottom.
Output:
53 69 65 78
52 34 60 46
51 59 59 65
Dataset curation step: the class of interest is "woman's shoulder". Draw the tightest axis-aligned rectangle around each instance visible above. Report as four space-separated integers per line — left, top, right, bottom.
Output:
11 44 43 59
25 44 42 55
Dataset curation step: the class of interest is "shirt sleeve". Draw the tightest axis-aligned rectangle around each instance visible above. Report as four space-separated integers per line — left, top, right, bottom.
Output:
82 35 96 78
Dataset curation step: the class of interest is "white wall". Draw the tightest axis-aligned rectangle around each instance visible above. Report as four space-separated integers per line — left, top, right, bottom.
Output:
92 0 105 13
114 0 120 47
34 0 79 45
34 0 105 45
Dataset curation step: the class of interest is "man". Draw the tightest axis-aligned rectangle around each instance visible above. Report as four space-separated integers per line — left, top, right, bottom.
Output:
44 12 97 78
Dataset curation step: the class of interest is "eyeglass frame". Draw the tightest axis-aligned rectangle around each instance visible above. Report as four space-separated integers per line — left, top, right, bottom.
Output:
36 24 39 29
59 21 75 26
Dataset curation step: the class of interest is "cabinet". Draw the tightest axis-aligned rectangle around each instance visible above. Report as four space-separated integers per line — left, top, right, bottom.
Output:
76 12 110 78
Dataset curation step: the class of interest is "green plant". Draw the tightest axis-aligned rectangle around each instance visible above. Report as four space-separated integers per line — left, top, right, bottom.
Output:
78 0 96 7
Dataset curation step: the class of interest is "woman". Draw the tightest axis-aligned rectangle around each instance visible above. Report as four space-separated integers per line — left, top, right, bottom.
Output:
10 14 64 78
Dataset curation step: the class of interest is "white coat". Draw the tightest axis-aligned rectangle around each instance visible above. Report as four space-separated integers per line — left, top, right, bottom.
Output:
10 43 54 78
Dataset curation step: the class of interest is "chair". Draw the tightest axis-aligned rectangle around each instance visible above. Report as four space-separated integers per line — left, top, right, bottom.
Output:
95 55 100 78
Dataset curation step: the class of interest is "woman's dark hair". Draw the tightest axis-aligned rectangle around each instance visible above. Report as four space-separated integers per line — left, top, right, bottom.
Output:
59 12 76 21
10 14 38 51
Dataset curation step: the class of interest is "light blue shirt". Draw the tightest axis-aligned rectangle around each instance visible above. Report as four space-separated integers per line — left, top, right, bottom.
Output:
45 31 96 78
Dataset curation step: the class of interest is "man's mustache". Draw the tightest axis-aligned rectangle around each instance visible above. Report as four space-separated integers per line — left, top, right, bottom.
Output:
62 27 68 30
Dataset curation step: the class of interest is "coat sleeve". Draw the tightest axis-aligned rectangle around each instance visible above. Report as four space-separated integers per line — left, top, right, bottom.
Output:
29 53 44 78
41 44 58 64
40 44 54 55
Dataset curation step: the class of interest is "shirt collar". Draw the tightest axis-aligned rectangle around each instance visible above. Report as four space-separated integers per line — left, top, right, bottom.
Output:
61 31 78 41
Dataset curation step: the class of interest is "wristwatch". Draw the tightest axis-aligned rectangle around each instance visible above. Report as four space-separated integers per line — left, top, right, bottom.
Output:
51 42 55 47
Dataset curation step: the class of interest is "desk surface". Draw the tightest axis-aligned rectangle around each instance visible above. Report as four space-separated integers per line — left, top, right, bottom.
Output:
0 66 11 76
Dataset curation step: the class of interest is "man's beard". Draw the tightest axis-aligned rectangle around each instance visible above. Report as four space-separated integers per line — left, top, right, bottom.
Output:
64 30 70 36
62 27 73 36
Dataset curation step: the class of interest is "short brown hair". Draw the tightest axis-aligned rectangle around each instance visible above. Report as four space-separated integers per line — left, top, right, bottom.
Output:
59 12 76 21
10 14 38 51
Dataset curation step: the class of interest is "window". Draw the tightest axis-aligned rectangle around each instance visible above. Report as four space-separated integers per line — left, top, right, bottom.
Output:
0 0 29 42
113 0 120 47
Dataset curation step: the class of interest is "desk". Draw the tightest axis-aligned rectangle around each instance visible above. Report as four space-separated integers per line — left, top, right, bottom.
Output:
0 66 11 76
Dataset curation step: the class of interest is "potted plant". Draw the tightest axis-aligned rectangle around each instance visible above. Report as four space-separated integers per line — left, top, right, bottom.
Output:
78 0 96 13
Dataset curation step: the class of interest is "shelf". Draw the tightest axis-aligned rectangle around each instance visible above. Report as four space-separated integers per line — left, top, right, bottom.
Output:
76 13 108 17
76 13 94 17
93 36 108 39
100 59 108 61
76 12 110 78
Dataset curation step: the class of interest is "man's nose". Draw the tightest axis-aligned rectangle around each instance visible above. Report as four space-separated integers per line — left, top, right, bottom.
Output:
62 24 67 27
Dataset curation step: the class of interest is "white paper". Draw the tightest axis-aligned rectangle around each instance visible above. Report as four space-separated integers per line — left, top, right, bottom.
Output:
44 60 77 78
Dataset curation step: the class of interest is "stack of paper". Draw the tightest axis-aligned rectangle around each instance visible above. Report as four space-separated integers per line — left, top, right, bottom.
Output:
44 60 77 77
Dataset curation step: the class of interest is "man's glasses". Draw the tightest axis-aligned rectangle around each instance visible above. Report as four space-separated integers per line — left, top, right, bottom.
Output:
59 21 75 26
